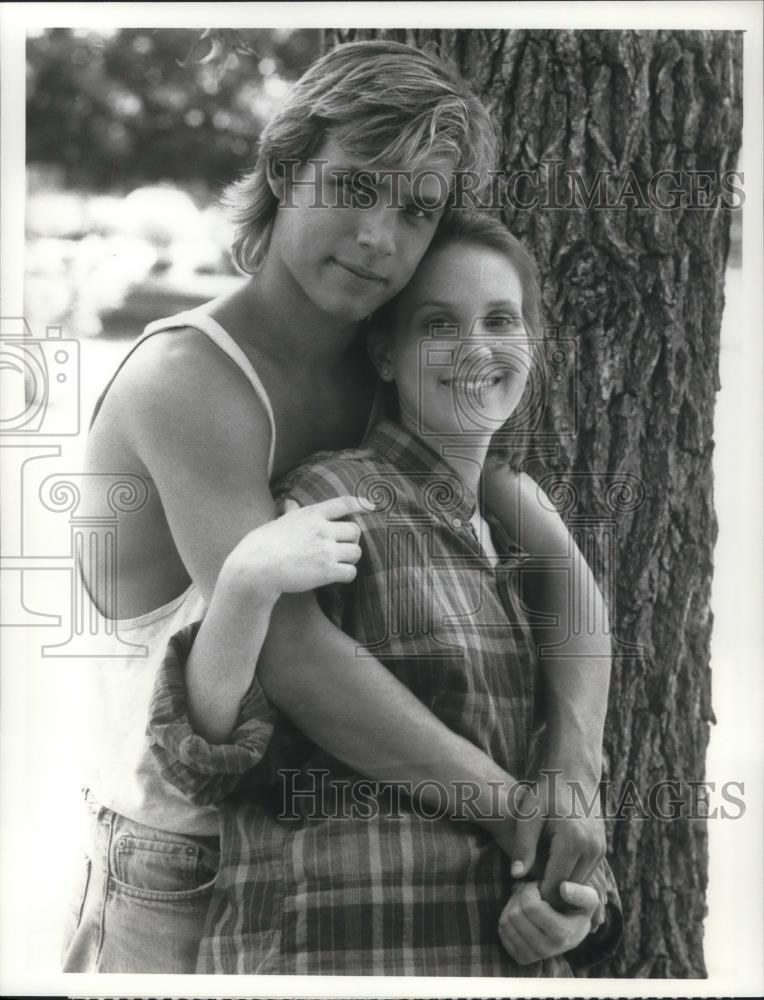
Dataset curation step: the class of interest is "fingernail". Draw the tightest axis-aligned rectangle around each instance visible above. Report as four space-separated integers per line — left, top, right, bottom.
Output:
511 861 524 876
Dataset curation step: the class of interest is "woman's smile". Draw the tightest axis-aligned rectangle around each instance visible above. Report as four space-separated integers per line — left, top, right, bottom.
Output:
440 373 506 390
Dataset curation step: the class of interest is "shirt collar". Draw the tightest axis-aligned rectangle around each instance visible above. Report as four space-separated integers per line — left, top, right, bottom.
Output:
365 419 478 526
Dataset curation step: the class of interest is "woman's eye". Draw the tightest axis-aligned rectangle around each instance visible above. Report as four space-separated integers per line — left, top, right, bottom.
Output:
427 317 454 333
485 314 521 329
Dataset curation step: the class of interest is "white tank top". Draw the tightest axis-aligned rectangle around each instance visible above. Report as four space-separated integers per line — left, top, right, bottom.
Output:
81 308 278 835
81 308 383 834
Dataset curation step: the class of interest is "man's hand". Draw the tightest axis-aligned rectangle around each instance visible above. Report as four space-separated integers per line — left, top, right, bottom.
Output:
509 770 606 908
498 880 598 965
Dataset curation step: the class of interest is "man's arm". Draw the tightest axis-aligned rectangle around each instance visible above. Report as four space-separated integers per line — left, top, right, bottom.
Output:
148 621 279 807
258 588 526 834
122 333 523 840
482 460 612 900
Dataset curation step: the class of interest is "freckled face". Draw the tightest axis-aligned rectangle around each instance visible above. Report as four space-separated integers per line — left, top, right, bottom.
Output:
384 241 533 438
268 135 455 322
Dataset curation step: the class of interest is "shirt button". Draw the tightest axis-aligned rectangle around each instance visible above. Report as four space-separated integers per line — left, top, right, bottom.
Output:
452 517 462 528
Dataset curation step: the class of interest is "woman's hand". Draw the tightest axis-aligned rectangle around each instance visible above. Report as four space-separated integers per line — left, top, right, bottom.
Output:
221 495 368 602
498 879 598 965
184 494 367 744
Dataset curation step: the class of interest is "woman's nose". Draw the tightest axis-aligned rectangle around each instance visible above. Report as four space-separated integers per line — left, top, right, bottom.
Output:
460 341 497 364
355 207 395 256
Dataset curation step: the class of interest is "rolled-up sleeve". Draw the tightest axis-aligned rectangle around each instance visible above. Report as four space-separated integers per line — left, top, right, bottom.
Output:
147 621 279 807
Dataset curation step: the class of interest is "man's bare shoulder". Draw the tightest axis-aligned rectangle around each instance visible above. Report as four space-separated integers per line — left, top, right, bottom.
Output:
119 326 267 419
115 326 252 396
96 326 272 471
483 460 540 504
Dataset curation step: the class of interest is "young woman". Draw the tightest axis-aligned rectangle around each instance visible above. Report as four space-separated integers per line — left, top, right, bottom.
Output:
63 40 610 973
148 212 622 975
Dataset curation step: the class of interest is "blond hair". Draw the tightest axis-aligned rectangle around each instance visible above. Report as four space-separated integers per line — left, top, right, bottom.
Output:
222 40 499 273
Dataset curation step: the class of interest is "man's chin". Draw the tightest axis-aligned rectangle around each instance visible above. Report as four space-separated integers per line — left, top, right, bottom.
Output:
322 293 380 325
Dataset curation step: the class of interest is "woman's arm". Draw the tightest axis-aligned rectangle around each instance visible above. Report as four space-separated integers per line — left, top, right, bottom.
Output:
482 461 612 898
122 333 523 840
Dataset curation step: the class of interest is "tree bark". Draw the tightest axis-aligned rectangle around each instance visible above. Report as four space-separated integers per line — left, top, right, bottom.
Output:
325 27 743 978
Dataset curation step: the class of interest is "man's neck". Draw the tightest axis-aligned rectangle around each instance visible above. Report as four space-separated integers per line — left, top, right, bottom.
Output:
253 248 359 363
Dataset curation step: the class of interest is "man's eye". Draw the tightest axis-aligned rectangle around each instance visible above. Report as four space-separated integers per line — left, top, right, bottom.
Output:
403 201 432 219
327 171 353 190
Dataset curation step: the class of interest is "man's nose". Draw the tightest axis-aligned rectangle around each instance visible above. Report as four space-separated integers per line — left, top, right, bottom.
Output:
355 206 395 256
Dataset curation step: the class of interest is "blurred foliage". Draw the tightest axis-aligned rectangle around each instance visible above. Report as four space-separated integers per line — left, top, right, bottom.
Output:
25 28 323 334
26 27 320 193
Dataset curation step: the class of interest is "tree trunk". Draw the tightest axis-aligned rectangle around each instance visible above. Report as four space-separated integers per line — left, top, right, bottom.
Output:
325 27 743 978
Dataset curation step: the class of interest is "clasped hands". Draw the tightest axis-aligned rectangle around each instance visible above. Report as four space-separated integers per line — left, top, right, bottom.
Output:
494 771 607 965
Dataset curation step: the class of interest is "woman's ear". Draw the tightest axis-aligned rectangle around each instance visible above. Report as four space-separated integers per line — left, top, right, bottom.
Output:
366 327 395 382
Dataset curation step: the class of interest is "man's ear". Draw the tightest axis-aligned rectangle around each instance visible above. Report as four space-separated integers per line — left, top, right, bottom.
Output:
366 327 395 382
265 158 285 202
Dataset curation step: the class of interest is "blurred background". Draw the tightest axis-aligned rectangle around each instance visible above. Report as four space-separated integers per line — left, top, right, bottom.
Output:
25 27 320 340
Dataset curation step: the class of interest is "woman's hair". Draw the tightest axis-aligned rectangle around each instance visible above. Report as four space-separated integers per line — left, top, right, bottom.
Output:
222 40 499 273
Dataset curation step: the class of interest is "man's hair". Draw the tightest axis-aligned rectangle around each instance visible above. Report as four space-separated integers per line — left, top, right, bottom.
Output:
222 40 499 273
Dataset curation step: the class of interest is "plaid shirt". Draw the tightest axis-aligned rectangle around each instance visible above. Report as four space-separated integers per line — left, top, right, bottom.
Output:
149 420 622 976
